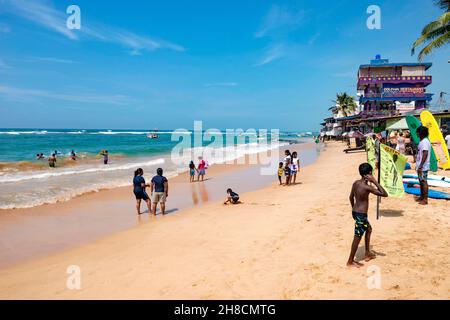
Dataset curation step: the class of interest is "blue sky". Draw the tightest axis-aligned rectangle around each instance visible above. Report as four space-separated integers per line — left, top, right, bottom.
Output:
0 0 449 131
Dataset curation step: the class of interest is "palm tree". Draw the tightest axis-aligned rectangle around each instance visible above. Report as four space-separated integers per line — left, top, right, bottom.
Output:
330 92 358 117
411 0 450 61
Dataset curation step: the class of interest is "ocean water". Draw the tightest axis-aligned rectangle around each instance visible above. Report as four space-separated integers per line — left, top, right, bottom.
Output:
0 129 314 209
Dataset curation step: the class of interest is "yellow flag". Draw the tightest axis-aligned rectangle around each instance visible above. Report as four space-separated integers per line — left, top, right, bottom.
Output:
366 137 376 170
379 144 407 198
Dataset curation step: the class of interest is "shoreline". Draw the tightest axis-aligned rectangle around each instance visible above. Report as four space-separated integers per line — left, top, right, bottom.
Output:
0 142 320 268
0 141 448 299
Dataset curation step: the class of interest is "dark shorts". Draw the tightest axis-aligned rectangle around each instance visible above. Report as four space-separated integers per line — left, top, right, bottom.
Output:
231 196 239 204
134 190 149 201
352 211 371 237
417 170 429 183
190 169 195 176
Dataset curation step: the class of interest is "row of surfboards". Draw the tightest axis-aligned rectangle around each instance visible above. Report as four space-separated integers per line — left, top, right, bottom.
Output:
402 173 450 200
402 111 450 200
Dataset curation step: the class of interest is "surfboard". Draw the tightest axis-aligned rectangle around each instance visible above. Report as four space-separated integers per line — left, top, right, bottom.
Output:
405 115 438 172
403 173 450 183
420 111 450 170
403 178 450 188
403 183 450 200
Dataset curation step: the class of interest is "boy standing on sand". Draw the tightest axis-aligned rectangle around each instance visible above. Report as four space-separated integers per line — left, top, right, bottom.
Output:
416 126 431 205
347 163 388 268
277 162 284 185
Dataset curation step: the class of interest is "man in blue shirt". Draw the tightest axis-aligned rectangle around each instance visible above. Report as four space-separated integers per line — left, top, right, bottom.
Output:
151 168 169 215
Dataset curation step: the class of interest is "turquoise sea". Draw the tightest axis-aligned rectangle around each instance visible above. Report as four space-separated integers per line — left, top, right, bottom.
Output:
0 129 315 209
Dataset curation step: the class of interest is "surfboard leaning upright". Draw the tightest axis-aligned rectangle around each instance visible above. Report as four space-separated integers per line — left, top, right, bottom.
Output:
420 111 450 170
405 115 438 172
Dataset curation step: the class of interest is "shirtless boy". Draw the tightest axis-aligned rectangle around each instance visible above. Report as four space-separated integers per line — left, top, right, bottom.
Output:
347 163 388 268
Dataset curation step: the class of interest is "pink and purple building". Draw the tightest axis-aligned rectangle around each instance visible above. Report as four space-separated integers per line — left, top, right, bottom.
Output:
357 55 433 119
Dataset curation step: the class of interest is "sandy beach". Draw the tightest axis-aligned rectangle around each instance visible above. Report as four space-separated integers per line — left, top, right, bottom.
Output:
0 141 448 299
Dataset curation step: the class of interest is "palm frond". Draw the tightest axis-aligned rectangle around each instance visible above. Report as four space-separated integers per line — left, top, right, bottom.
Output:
418 31 450 60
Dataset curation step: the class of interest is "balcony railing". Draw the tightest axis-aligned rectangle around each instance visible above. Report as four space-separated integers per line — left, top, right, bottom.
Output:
363 92 427 98
360 93 433 102
358 75 432 86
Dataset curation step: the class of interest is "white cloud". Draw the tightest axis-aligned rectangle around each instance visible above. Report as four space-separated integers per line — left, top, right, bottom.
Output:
2 0 185 54
255 44 285 66
255 5 306 38
203 82 238 87
19 56 78 64
0 85 129 105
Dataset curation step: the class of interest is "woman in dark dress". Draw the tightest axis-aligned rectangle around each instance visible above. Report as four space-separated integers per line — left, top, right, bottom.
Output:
133 168 152 215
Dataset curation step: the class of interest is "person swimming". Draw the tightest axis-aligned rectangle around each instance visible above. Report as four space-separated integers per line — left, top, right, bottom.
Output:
70 150 77 161
48 154 57 168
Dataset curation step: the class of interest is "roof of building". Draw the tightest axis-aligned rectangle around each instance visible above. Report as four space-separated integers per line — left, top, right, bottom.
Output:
359 56 432 70
359 62 432 70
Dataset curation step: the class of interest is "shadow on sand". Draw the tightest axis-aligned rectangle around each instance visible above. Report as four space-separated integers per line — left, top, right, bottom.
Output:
379 209 404 218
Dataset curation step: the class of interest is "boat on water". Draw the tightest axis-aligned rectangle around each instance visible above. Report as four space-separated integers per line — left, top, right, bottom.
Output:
147 129 159 139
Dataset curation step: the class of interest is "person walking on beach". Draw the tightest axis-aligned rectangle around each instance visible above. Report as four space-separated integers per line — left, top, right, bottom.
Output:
151 168 169 215
277 162 284 185
347 163 388 268
197 157 207 181
133 168 152 215
284 150 292 185
224 188 239 205
416 126 431 206
48 153 57 168
189 161 197 183
396 132 406 154
291 151 300 184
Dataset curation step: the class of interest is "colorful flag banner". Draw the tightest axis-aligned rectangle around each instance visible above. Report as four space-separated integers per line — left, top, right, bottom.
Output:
379 144 407 198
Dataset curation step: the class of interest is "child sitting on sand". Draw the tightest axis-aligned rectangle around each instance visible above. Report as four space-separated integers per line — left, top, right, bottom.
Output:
277 162 284 185
347 163 388 268
224 188 240 205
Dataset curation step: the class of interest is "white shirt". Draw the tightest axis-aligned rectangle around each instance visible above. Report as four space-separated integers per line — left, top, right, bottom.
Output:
416 138 431 171
445 135 450 149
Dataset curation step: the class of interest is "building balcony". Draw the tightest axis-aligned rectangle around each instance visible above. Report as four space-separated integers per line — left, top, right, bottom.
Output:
360 93 433 102
358 75 432 87
359 110 400 119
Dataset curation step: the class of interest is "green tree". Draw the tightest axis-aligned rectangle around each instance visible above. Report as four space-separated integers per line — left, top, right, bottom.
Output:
411 0 450 61
330 92 358 117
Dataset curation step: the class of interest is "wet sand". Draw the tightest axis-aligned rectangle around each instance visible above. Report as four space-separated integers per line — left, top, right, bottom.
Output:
0 141 448 299
0 143 319 268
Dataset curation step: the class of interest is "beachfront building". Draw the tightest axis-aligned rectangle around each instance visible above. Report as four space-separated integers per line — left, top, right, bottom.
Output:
358 55 433 119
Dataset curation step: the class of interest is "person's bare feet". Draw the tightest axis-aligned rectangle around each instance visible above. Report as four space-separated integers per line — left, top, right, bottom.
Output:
414 196 424 202
346 261 364 268
418 200 428 205
365 252 376 262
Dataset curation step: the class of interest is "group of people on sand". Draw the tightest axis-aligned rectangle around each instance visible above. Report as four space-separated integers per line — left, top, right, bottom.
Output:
188 157 208 183
133 167 169 215
346 125 435 268
278 149 300 186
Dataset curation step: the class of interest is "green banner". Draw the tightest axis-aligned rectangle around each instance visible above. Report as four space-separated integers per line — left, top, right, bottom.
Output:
366 137 376 170
380 144 407 198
